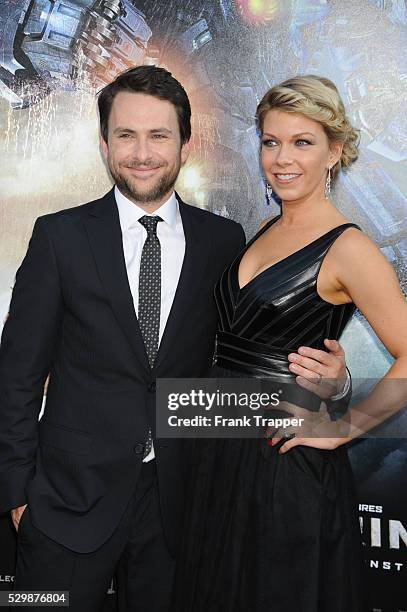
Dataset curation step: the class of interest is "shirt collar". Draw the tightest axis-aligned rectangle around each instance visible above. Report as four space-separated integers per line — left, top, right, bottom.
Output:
115 185 179 232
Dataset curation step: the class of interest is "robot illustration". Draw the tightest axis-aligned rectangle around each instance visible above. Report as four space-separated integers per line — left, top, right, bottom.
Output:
1 0 406 268
0 0 152 108
1 0 406 282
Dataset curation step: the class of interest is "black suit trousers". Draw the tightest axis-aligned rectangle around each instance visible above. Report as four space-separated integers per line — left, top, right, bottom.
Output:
14 461 174 612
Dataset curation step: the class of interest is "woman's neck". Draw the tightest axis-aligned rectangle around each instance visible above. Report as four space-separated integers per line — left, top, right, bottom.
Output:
279 194 339 229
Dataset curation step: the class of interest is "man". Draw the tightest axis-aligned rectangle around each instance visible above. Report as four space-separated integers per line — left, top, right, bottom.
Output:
0 66 349 611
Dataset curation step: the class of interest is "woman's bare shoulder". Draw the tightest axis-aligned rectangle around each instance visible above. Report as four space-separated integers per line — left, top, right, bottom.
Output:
328 225 396 280
331 225 379 257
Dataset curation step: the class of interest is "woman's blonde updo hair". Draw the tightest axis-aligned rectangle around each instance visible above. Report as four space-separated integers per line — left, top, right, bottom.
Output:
256 75 359 181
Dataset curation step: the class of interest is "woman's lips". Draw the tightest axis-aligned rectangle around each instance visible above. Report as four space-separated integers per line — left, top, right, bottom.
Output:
273 173 301 184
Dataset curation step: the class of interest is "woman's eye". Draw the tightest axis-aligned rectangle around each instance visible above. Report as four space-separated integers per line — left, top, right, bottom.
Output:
262 139 278 147
296 139 312 146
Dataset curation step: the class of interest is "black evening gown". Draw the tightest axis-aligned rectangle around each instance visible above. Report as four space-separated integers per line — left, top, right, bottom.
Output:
173 218 365 612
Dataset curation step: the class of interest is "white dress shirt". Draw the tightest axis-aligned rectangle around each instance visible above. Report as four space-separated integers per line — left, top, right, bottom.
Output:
115 186 185 461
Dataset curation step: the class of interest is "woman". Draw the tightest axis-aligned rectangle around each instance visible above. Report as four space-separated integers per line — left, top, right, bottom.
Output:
173 76 407 611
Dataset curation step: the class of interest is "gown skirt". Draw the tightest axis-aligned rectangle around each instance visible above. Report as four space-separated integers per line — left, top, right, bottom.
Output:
172 368 365 612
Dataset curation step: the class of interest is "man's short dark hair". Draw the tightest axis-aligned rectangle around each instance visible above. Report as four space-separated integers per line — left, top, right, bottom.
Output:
97 65 191 144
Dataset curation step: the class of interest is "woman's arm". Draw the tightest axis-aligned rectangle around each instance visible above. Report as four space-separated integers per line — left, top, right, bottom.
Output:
334 230 407 429
276 228 407 452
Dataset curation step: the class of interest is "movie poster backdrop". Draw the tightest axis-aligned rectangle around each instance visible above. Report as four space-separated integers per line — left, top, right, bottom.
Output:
0 1 406 609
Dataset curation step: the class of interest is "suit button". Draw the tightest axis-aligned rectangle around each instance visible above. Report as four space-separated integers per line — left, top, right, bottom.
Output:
133 443 145 455
148 382 156 393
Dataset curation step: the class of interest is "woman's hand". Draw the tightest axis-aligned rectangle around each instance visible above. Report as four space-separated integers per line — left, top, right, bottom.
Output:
274 433 344 453
266 403 353 453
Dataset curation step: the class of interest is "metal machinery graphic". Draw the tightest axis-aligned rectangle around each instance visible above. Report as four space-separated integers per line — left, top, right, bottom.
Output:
1 1 407 297
0 0 152 108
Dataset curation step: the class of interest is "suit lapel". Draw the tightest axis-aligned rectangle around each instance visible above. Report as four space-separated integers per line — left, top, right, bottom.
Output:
154 196 212 370
84 189 150 376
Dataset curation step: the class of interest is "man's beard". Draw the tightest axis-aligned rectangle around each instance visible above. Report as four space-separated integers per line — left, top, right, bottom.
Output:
108 157 181 206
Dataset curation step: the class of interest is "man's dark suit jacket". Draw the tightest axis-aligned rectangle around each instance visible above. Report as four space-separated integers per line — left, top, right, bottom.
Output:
0 188 245 554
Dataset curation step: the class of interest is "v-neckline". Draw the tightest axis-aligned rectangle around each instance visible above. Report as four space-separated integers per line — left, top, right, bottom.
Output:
236 218 355 293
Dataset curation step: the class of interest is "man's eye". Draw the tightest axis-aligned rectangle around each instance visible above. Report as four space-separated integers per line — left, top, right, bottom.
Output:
152 134 167 139
118 133 131 138
261 139 278 147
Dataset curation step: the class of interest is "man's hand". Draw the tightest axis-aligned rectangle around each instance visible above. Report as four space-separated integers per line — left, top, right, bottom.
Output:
287 338 347 399
11 504 27 532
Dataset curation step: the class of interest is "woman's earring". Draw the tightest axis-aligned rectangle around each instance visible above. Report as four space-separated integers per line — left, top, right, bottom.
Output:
325 166 331 199
266 183 273 205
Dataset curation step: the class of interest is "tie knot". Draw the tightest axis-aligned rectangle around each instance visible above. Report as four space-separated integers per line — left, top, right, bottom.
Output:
139 215 163 235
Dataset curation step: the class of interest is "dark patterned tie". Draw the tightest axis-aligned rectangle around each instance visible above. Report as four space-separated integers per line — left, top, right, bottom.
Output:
138 215 163 458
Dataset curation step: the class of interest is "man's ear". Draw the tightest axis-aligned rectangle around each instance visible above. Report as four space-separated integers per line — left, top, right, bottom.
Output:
181 139 191 166
100 136 109 160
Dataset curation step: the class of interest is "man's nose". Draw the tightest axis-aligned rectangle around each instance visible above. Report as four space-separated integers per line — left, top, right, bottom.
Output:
132 137 152 162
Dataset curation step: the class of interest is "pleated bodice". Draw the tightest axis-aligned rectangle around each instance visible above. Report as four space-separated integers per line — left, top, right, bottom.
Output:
214 216 360 378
